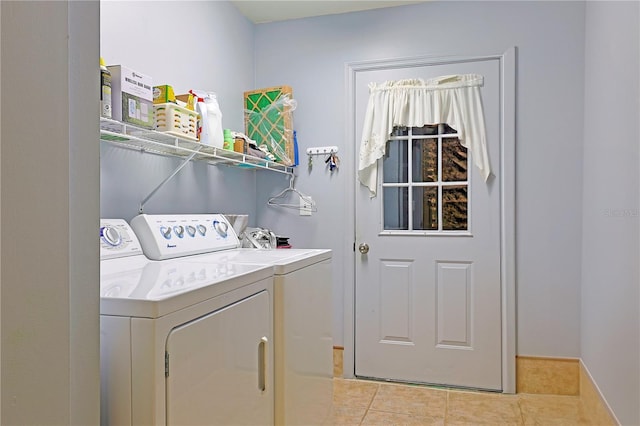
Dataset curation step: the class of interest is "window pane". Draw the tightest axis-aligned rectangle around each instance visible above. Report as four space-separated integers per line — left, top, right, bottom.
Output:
413 125 438 136
442 185 468 230
412 186 438 230
383 187 408 230
442 124 458 134
412 139 438 182
391 126 408 137
442 138 468 182
383 140 408 183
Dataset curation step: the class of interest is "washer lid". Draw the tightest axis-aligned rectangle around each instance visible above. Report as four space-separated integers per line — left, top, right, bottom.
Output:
100 260 272 318
101 255 150 299
189 248 332 275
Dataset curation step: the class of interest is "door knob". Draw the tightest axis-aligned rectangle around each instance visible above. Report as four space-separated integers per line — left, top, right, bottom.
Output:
358 243 369 254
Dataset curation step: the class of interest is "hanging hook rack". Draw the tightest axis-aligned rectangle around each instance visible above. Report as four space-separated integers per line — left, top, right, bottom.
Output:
306 146 338 156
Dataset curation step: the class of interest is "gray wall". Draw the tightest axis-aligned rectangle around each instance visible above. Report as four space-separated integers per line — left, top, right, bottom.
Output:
94 1 639 423
582 2 639 425
253 1 586 357
100 1 261 222
1 1 100 424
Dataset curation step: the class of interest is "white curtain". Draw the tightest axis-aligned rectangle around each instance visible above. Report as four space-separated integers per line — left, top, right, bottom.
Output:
358 74 491 197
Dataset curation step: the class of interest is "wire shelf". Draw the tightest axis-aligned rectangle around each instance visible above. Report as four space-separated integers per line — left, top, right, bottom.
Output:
100 118 294 175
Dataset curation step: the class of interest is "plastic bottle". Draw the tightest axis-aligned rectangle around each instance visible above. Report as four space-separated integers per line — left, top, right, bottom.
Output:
190 90 224 148
223 129 233 150
100 57 112 119
195 96 210 144
205 94 225 148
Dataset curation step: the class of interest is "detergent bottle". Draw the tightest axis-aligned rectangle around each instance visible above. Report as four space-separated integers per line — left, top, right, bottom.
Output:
194 94 209 144
190 90 223 148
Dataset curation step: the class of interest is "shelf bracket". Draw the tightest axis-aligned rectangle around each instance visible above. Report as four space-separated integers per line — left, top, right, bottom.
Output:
139 146 203 213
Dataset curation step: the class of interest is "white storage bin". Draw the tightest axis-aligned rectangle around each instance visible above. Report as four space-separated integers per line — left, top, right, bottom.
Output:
153 103 198 141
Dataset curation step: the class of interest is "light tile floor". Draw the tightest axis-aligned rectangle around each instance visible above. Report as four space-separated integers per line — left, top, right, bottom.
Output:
331 378 597 425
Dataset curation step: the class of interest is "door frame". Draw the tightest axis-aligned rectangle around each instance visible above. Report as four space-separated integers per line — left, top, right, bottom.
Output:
343 48 517 393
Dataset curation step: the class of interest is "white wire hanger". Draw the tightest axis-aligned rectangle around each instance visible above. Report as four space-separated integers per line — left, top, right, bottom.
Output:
267 174 317 211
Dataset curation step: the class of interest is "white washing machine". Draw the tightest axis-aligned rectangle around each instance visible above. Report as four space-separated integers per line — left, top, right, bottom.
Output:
100 217 274 426
131 215 333 426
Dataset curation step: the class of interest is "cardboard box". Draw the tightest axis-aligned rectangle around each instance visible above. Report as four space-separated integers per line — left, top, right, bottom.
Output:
176 93 196 110
108 65 154 129
153 85 176 104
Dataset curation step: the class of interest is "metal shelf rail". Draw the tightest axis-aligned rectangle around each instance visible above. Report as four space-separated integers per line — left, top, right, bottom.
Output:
100 118 294 175
100 118 294 212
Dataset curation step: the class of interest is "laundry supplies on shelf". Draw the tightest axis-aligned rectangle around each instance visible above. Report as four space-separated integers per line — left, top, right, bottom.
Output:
153 102 198 141
107 64 154 129
190 90 224 148
99 117 294 177
100 57 112 119
153 84 176 104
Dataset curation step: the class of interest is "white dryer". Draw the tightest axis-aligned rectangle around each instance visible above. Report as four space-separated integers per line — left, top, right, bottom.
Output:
222 249 334 426
100 217 274 426
131 215 334 426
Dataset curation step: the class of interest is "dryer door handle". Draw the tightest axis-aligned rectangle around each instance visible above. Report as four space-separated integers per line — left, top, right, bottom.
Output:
258 336 268 391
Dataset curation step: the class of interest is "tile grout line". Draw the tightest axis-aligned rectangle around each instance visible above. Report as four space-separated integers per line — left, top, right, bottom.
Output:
335 378 602 425
358 382 381 426
516 393 526 425
444 389 450 424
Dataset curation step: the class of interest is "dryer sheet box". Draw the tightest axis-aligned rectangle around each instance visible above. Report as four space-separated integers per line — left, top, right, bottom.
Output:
107 65 154 129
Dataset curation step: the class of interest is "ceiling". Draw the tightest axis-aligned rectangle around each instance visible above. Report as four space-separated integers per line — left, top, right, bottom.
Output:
231 1 426 24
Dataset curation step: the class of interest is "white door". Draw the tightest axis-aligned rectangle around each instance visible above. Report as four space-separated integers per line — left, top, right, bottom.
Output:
165 291 273 425
355 59 502 390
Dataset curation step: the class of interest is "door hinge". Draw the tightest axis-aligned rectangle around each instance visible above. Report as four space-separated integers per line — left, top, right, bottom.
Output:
165 352 169 377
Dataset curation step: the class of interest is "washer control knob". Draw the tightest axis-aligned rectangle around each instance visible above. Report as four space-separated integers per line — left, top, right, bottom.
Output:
101 226 122 247
186 225 196 237
213 220 228 238
197 224 207 236
160 226 172 240
173 226 184 238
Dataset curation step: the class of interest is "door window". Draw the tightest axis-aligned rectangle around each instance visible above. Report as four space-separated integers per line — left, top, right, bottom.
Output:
382 124 469 233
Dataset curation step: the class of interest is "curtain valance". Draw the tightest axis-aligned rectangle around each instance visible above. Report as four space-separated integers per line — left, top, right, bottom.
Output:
358 74 491 197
